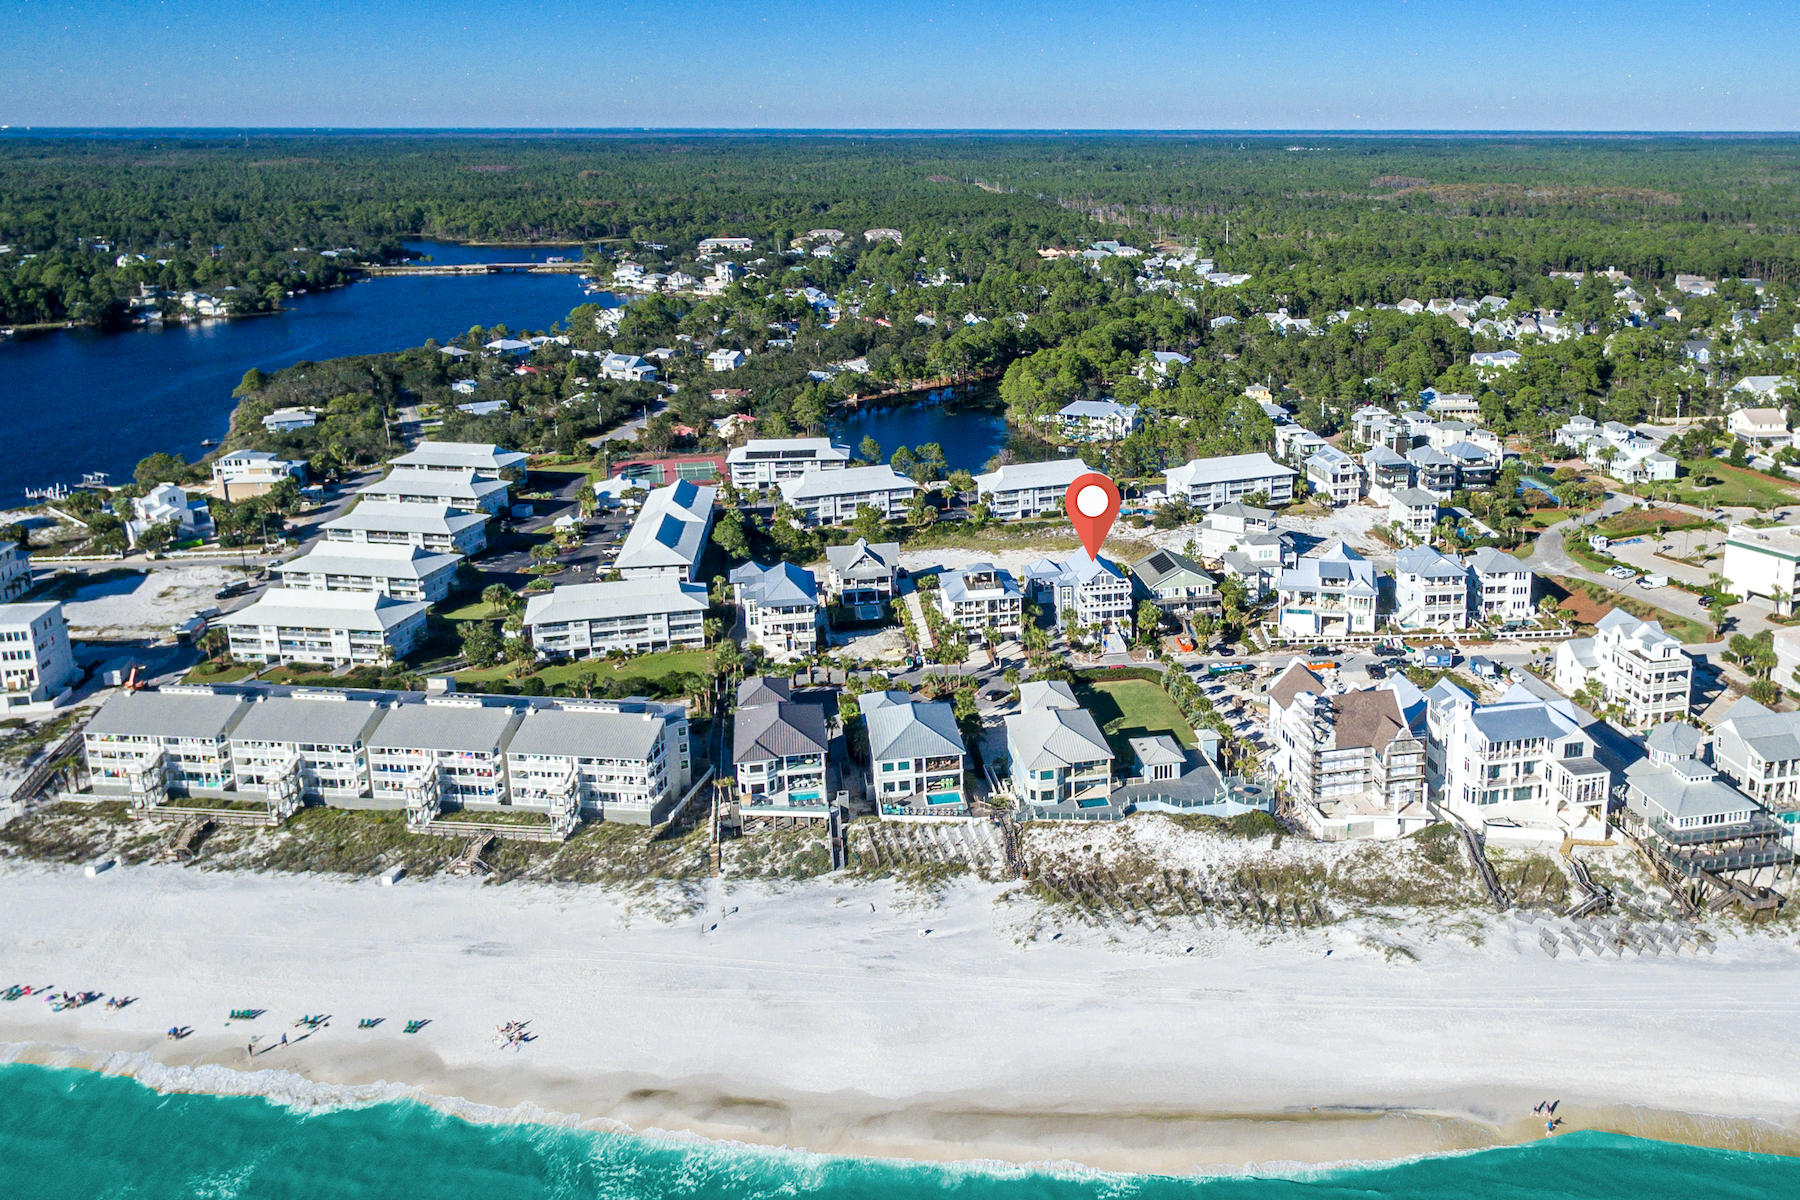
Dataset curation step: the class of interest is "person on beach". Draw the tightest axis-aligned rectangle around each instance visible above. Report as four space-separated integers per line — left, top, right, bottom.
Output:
279 1033 287 1048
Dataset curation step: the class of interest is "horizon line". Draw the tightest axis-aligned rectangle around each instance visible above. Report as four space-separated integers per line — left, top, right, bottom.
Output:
5 126 1800 138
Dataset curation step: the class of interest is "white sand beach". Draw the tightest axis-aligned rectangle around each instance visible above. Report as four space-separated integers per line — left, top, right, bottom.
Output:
2 859 1799 1173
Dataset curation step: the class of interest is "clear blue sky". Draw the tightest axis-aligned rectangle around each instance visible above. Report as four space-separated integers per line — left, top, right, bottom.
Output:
5 0 1796 130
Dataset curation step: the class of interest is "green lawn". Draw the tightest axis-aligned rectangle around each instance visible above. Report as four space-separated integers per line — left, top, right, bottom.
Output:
1653 462 1800 511
181 661 256 684
1076 677 1196 753
454 648 715 692
438 595 513 622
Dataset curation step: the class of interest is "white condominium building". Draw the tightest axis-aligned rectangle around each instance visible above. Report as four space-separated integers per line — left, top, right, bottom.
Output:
322 502 489 556
356 468 510 515
386 441 528 477
973 458 1091 520
726 438 851 488
272 542 463 603
1555 610 1693 727
220 589 427 667
366 698 522 808
0 601 76 707
615 479 716 581
84 688 250 800
777 464 918 524
1722 524 1800 615
229 691 386 807
522 579 708 658
1164 452 1297 510
504 700 692 826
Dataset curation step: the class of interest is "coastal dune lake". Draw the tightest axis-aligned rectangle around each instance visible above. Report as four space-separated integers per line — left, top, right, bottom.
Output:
1 1064 1795 1199
0 241 592 502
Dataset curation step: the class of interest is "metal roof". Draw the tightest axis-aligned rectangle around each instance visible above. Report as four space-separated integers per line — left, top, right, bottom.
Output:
507 706 667 761
86 689 249 740
230 692 386 745
865 697 964 761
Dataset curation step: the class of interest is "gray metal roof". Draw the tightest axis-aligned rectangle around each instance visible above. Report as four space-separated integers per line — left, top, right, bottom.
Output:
1131 548 1214 590
230 693 386 745
824 539 899 578
940 563 1021 604
523 579 707 625
324 502 488 537
219 588 427 632
359 469 509 503
1626 758 1758 822
865 697 964 761
975 458 1090 493
274 543 462 580
737 676 792 707
366 700 522 753
387 441 528 474
507 706 666 761
86 689 249 740
1006 705 1112 772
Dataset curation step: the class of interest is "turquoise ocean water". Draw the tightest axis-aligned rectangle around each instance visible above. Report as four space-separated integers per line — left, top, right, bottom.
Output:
0 1064 1795 1199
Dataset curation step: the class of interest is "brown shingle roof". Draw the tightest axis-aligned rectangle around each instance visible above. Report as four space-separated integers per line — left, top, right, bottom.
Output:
1330 690 1408 753
1268 660 1325 709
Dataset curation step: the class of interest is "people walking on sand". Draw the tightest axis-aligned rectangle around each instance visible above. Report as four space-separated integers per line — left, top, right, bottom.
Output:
279 1032 287 1048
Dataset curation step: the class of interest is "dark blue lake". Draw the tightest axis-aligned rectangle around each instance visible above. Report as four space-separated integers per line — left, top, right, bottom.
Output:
0 241 599 502
827 388 1012 474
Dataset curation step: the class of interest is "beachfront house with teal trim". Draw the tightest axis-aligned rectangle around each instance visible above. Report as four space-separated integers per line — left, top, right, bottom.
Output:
1004 681 1113 811
732 677 831 819
863 691 968 819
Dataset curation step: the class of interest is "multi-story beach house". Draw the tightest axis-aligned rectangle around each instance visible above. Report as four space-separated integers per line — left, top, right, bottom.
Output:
1130 549 1221 616
725 437 851 488
322 502 490 556
356 468 510 515
1304 446 1362 507
615 479 716 581
1464 547 1535 622
777 464 917 524
729 561 822 660
1622 730 1794 881
131 482 214 543
210 450 306 499
1711 697 1800 828
822 539 900 620
522 579 708 658
84 687 250 802
1005 681 1114 811
1555 610 1693 727
228 691 386 809
1274 541 1378 638
219 589 428 667
732 677 831 819
1164 452 1297 510
272 542 463 603
386 441 528 477
0 542 31 603
863 691 968 819
936 562 1025 638
1405 446 1459 498
1387 487 1440 539
1392 547 1470 632
1362 446 1414 500
503 700 691 826
1023 554 1133 633
1196 502 1291 566
0 601 76 708
973 458 1091 520
1424 680 1611 839
1265 662 1430 840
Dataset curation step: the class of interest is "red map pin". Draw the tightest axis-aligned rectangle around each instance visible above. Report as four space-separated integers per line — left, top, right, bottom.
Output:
1064 471 1121 560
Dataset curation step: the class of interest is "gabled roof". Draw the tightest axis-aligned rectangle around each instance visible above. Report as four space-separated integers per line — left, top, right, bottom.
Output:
1389 487 1440 509
359 469 509 504
824 539 900 577
1465 546 1528 576
324 502 489 538
522 579 707 625
1329 689 1412 753
219 588 427 633
1131 549 1215 590
1167 452 1296 488
941 562 1022 603
509 705 669 761
386 441 527 474
1018 680 1079 711
1129 734 1186 766
274 542 462 581
367 700 520 753
86 688 248 740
